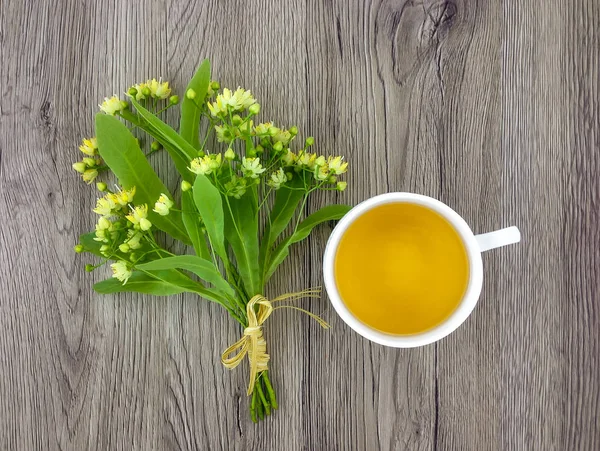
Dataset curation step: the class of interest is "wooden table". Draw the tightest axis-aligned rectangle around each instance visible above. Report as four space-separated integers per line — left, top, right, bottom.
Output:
2 1 598 449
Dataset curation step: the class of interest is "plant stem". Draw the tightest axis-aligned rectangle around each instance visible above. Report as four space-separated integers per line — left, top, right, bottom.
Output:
255 378 271 415
250 390 258 423
256 396 264 420
262 371 278 410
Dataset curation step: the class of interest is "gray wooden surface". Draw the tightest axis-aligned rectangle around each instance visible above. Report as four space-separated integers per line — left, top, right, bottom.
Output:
1 0 599 449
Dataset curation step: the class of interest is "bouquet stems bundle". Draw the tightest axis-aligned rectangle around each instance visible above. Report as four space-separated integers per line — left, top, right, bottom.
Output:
73 60 350 421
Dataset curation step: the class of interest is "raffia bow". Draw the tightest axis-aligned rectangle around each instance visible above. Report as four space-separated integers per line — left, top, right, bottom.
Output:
221 288 330 395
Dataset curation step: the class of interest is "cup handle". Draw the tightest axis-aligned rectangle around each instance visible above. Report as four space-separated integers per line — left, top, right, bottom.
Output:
475 226 521 252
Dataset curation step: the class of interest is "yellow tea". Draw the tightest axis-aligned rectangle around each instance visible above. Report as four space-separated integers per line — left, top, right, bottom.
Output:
334 202 469 335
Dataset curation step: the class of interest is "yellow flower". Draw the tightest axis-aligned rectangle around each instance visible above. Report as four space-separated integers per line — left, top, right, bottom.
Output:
314 163 330 181
189 157 212 175
153 193 174 216
82 169 98 184
99 96 124 115
147 78 171 99
328 156 348 175
296 152 316 168
254 122 274 136
79 137 98 156
111 261 132 284
126 204 152 231
282 150 297 166
93 196 117 216
232 87 256 110
272 129 292 145
336 181 348 192
241 157 265 179
114 186 136 206
207 88 234 116
267 168 287 190
189 154 221 175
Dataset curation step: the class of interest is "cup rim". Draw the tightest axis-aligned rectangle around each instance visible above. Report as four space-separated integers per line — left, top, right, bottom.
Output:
322 192 483 348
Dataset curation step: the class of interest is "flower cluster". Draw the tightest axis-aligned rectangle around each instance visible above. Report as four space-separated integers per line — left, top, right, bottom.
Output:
127 78 172 101
153 193 174 216
72 137 102 184
189 153 222 176
207 88 258 117
83 185 161 284
99 96 126 115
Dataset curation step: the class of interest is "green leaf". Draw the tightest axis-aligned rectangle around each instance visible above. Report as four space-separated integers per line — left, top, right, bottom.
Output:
94 268 228 304
264 204 352 283
95 114 191 245
181 190 211 259
130 98 197 160
259 179 305 271
136 255 235 298
192 174 228 264
264 246 290 282
224 191 261 296
180 59 211 149
94 270 187 296
288 204 352 244
119 109 192 182
79 232 103 257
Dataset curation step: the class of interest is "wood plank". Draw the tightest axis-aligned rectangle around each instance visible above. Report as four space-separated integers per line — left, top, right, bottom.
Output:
0 0 598 449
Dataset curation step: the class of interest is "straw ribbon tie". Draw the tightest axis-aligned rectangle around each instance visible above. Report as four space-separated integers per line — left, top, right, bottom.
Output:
221 288 329 395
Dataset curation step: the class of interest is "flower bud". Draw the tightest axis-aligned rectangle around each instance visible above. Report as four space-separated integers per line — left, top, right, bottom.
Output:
260 138 270 147
74 244 84 253
249 103 260 115
151 141 162 151
246 149 257 158
273 141 283 152
181 180 192 192
255 145 264 154
96 182 107 192
289 126 299 136
336 181 347 192
85 264 95 272
129 253 138 263
197 150 205 157
142 87 152 97
286 172 294 181
268 126 279 137
328 175 338 184
305 136 315 146
169 95 180 105
211 81 220 90
72 162 86 173
119 243 130 253
82 157 96 167
186 88 197 99
232 114 242 126
120 100 129 110
224 148 236 160
128 87 138 97
139 218 152 231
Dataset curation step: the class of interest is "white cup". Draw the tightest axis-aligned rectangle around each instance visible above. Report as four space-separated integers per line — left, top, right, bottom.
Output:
323 193 521 348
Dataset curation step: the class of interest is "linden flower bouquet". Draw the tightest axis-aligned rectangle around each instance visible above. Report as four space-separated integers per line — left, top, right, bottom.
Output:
73 60 350 422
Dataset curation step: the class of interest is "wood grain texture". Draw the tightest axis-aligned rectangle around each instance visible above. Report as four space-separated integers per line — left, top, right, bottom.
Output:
1 0 599 449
